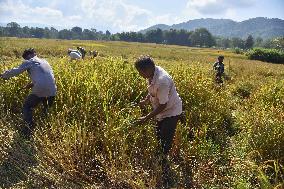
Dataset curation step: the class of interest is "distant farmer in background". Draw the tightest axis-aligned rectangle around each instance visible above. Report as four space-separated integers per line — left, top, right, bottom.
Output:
77 46 87 59
134 55 183 188
213 55 225 84
90 50 98 58
68 48 82 60
0 48 57 137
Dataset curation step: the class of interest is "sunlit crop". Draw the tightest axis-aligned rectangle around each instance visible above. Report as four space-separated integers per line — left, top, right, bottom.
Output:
0 37 283 188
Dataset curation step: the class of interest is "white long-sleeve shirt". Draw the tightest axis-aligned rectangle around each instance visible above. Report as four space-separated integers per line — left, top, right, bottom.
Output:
69 50 82 59
2 56 57 97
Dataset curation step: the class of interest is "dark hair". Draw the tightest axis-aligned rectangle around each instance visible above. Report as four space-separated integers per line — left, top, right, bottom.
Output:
218 55 224 59
22 48 36 59
135 55 155 70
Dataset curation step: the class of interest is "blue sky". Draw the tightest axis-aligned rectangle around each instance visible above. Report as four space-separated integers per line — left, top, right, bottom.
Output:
0 0 283 32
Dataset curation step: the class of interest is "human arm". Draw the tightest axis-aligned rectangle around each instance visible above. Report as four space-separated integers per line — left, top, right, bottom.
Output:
17 82 34 92
136 103 167 125
221 64 225 74
213 62 217 71
1 61 32 79
24 82 34 89
135 83 170 125
138 93 150 107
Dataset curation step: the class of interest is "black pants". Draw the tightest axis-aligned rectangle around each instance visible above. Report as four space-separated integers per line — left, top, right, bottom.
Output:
23 94 55 128
156 115 180 187
215 73 223 84
156 115 179 155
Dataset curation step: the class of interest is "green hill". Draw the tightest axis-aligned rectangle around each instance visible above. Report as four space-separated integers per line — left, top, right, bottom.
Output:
140 17 284 39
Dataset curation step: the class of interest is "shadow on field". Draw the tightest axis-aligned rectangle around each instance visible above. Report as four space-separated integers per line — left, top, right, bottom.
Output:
0 134 37 188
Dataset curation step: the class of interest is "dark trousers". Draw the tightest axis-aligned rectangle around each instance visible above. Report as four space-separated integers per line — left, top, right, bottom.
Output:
156 115 179 187
215 73 223 84
23 94 55 129
156 115 179 155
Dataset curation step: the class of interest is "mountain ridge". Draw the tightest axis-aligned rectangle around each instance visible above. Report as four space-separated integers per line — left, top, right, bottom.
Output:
140 17 284 39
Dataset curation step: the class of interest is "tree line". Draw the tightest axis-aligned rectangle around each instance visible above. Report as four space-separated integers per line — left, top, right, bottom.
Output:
1 22 283 50
0 22 110 40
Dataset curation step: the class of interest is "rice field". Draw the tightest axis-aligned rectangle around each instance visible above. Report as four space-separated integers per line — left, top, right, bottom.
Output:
0 37 283 188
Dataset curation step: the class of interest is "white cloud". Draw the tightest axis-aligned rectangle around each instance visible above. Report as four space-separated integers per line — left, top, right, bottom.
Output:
79 0 153 31
0 0 187 32
0 0 76 27
68 15 82 21
187 0 218 8
31 7 63 23
186 0 220 14
0 0 259 32
185 0 256 16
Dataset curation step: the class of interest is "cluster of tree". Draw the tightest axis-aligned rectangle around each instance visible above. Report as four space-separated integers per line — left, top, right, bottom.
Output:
215 35 254 49
0 22 111 40
113 28 216 47
0 22 215 47
1 22 283 50
216 35 284 50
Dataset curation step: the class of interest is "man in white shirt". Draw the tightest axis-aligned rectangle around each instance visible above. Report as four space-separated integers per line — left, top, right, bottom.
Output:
0 48 57 137
77 46 87 59
134 55 182 187
68 49 82 60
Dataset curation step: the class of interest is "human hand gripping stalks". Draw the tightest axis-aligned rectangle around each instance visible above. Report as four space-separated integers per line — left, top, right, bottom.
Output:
114 101 153 139
128 101 151 126
16 82 33 93
131 116 149 127
113 103 143 133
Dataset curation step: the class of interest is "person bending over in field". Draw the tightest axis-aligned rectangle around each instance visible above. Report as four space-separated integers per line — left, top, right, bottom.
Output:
89 50 98 58
134 55 183 187
213 55 225 84
77 46 87 59
68 48 82 60
0 48 57 138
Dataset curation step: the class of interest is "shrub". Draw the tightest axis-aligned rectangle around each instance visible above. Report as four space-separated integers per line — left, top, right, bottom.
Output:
233 48 243 54
246 48 284 64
